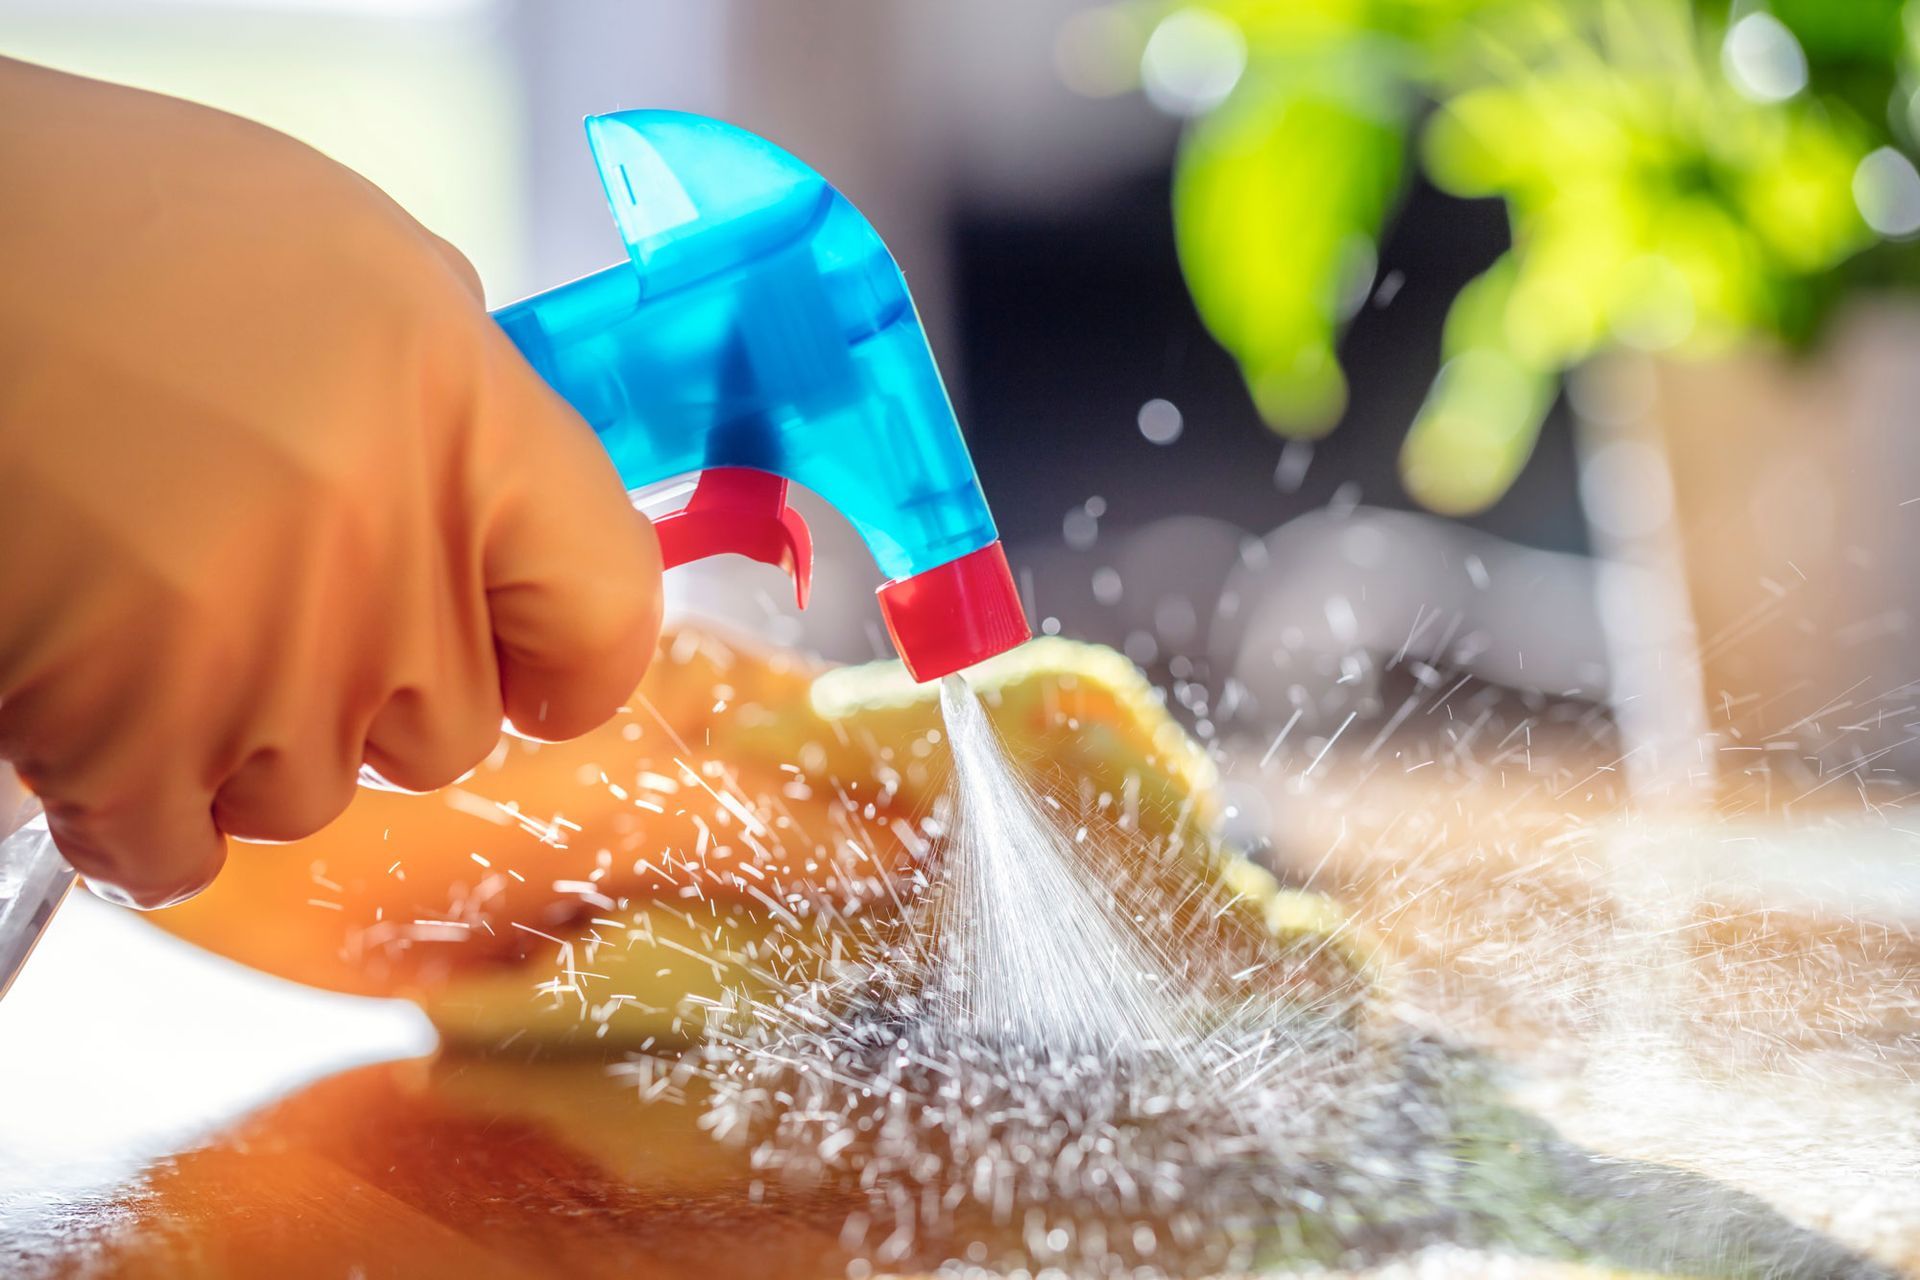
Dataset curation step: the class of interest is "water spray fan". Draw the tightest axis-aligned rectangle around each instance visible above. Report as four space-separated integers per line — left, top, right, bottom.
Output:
0 111 1030 1000
493 111 1031 681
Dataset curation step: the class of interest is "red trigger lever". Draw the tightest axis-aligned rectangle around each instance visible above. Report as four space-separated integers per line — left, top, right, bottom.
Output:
651 468 814 609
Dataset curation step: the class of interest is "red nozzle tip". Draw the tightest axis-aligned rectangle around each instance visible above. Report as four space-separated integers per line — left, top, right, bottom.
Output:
877 541 1031 682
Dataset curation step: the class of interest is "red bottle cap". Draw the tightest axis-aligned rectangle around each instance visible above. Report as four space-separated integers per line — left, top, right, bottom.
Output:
877 540 1032 682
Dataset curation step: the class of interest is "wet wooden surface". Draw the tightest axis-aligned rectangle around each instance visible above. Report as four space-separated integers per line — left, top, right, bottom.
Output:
0 897 868 1280
1259 756 1920 1277
4 758 1918 1279
12 1056 859 1280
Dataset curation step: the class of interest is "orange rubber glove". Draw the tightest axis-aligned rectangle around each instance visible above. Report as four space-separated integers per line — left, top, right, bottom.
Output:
0 59 663 908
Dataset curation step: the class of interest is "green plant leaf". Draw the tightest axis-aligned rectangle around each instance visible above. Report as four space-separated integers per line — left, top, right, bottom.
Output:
1172 49 1407 435
1400 254 1557 514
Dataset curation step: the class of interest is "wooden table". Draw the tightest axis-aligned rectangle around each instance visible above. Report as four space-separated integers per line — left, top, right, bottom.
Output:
0 897 883 1280
5 752 1918 1278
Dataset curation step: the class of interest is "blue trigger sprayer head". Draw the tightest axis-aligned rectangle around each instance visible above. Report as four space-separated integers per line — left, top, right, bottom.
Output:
491 111 1031 680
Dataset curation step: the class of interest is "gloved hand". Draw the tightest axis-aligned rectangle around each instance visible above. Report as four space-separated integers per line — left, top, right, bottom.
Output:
0 58 663 908
1 763 25 842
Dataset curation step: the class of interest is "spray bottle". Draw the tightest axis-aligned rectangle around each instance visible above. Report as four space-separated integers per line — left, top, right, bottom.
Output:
495 110 1030 679
0 111 1030 997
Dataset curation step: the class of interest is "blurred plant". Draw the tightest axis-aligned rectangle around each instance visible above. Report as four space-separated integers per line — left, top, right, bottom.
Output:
1071 0 1920 513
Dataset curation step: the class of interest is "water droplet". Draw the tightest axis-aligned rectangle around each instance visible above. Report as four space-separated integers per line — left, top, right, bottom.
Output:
1052 5 1142 99
1274 439 1313 493
1137 397 1184 445
1854 147 1920 238
1722 12 1807 102
1140 7 1245 116
1063 506 1099 550
1580 440 1674 539
1371 269 1406 308
1154 596 1198 645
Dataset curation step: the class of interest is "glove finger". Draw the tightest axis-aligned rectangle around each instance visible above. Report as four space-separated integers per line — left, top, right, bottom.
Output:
0 620 223 908
211 740 361 844
44 785 227 911
477 347 663 743
420 228 486 303
361 681 505 794
1 762 27 836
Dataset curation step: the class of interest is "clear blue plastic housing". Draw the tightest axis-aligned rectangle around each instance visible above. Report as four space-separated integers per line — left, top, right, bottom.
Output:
492 111 999 582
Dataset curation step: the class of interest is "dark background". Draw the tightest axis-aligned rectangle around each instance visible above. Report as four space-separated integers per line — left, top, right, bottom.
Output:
953 163 1592 557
